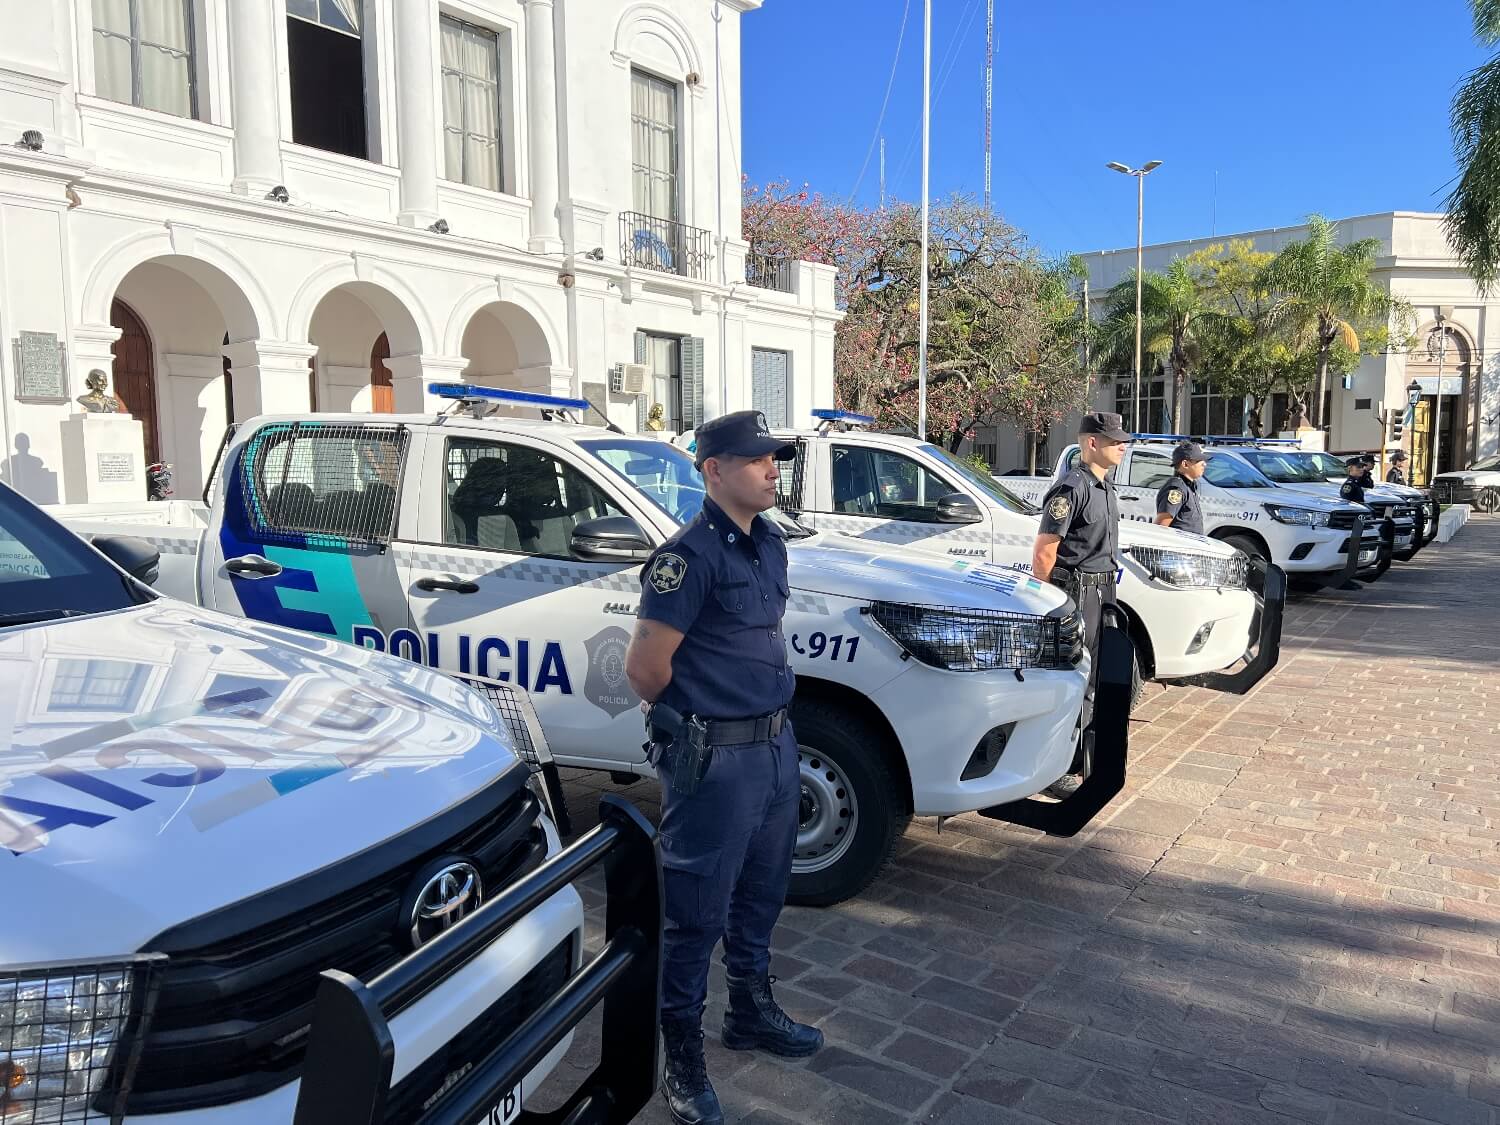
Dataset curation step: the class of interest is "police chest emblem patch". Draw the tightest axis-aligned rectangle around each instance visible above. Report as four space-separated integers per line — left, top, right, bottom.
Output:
648 552 687 593
1167 488 1183 505
1047 495 1071 521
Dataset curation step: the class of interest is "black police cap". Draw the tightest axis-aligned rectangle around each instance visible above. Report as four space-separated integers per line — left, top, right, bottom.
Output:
694 410 796 465
1078 411 1131 442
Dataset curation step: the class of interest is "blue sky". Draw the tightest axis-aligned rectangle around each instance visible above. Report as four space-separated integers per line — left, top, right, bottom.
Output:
741 0 1492 258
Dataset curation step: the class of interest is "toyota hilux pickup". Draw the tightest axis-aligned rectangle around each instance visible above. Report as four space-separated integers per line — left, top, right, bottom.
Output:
2 481 660 1125
727 411 1284 702
1291 448 1439 550
54 386 1130 907
1431 454 1500 513
1007 436 1384 588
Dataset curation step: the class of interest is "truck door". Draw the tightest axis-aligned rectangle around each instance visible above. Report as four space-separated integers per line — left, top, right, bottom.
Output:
1118 448 1173 522
395 431 650 769
202 420 412 640
809 443 992 563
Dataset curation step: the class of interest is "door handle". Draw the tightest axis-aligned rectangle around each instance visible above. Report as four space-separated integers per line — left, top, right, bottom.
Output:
415 576 480 594
225 554 283 579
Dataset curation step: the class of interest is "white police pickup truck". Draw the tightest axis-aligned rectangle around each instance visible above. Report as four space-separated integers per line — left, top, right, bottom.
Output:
1432 454 1500 513
2 480 662 1125
1007 436 1384 588
734 412 1281 699
55 386 1124 908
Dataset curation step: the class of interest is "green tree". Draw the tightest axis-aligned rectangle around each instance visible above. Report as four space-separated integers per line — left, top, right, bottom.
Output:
1445 0 1500 290
1192 240 1285 434
1260 215 1412 430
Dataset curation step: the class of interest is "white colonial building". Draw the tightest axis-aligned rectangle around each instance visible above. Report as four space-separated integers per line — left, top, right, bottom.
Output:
0 0 839 503
974 212 1500 485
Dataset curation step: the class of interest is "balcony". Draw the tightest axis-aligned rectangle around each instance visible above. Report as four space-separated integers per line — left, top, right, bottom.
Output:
620 211 712 281
745 252 795 293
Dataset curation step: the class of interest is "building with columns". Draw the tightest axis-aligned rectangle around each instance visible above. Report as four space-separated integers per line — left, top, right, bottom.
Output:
0 0 839 503
972 212 1500 485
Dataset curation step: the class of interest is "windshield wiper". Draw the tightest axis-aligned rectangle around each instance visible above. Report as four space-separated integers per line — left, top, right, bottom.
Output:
0 608 86 627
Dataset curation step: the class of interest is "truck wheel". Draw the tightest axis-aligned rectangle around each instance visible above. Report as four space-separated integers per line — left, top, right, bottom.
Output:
786 701 909 907
1221 533 1269 564
1477 488 1500 514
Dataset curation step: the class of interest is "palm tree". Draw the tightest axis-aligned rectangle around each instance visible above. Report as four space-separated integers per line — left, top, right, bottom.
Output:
1260 215 1409 430
1445 0 1500 290
1097 259 1214 433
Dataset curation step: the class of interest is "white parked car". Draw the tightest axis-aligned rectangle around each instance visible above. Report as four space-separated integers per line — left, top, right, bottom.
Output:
53 387 1129 907
2 481 661 1125
1431 454 1500 513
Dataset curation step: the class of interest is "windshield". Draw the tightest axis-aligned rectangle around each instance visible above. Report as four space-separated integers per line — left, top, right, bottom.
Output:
1240 451 1328 484
1470 455 1500 472
921 444 1039 514
1202 453 1273 489
1301 451 1347 479
580 439 812 537
0 484 147 626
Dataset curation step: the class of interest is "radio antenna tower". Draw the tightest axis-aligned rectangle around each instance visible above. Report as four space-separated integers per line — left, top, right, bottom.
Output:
984 0 994 209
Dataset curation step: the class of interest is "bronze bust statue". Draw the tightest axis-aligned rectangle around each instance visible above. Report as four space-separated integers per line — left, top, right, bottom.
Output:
76 369 124 414
645 402 666 431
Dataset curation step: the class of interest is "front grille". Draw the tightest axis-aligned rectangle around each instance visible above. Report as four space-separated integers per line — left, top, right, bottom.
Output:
1327 511 1360 530
105 779 547 1116
1432 480 1462 505
384 937 575 1123
1129 546 1249 590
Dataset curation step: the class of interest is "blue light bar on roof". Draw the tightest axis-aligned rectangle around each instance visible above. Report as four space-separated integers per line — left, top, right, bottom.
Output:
812 408 876 425
427 383 592 412
1130 433 1189 442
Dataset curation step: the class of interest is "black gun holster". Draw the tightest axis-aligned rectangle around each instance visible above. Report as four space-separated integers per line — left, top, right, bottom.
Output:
644 702 712 798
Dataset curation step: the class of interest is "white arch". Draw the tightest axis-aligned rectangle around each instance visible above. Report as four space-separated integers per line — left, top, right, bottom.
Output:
286 261 434 356
443 283 561 366
612 3 703 78
80 231 271 341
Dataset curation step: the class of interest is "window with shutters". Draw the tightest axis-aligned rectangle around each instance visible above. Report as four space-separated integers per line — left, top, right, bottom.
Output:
643 333 683 431
440 15 505 191
751 348 790 429
92 0 197 118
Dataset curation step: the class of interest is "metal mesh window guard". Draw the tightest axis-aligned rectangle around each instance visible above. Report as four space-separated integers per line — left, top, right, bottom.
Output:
452 674 549 770
1 956 163 1124
776 440 807 513
1128 546 1249 590
866 602 1083 672
241 422 406 549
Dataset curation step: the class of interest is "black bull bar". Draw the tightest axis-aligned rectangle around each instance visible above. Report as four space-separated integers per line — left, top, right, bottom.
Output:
292 795 663 1125
1173 554 1286 695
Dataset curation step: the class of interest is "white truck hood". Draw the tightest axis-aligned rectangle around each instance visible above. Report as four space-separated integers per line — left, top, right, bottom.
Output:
0 603 521 962
1435 467 1500 484
1115 519 1237 557
789 533 1068 616
1281 483 1407 507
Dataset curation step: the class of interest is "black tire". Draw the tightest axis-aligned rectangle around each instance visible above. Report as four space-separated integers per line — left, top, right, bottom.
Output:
786 699 909 907
1477 488 1500 514
1221 533 1269 565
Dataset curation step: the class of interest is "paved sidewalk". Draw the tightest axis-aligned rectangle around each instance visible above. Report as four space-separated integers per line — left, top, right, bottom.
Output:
547 516 1499 1125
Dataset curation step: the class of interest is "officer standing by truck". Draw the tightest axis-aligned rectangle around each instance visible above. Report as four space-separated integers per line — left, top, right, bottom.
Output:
1386 450 1409 485
1154 440 1208 534
625 410 823 1125
1340 456 1368 504
1032 412 1131 797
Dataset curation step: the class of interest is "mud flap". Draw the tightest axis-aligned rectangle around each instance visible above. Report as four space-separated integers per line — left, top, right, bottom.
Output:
1401 507 1426 560
1358 519 1394 582
1173 558 1285 695
977 613 1134 838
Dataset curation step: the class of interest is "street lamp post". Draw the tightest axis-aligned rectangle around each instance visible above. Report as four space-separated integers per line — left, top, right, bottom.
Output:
1428 317 1449 487
1107 160 1163 433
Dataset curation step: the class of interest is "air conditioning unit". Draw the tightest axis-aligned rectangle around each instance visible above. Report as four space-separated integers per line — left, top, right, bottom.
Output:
611 362 650 395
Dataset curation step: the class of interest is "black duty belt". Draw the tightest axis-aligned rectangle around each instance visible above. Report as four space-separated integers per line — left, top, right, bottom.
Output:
1054 569 1115 588
649 705 787 747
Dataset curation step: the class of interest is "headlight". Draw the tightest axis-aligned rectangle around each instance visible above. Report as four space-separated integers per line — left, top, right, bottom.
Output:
1129 546 1248 589
0 958 159 1125
1263 504 1331 527
866 602 1082 671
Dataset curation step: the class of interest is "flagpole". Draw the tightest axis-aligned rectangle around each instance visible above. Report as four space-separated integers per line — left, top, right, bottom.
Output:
918 0 931 441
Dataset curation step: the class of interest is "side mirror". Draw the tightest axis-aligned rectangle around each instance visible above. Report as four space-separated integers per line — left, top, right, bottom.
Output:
571 515 654 562
92 534 161 586
935 493 983 524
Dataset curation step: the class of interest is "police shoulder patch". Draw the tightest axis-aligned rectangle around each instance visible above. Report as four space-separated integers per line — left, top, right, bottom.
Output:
648 551 688 594
1047 494 1071 521
1167 488 1183 505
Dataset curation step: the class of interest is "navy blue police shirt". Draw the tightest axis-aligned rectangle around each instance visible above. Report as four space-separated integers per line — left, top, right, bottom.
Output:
1339 476 1366 505
1155 472 1205 536
1038 465 1119 574
637 496 794 720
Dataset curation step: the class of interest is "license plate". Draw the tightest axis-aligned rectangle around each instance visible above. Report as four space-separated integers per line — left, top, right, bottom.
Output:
473 1084 522 1125
1359 549 1377 564
1397 535 1412 548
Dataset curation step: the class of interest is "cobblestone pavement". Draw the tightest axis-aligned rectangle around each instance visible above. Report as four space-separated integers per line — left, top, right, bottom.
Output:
540 516 1499 1124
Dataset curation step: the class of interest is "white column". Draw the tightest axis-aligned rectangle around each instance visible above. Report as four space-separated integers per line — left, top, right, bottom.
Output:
386 354 471 414
395 0 442 227
521 0 563 253
512 363 576 399
227 0 285 196
225 341 317 418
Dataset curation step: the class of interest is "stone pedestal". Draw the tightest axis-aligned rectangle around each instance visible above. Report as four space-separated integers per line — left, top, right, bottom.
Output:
1279 429 1325 451
60 413 147 504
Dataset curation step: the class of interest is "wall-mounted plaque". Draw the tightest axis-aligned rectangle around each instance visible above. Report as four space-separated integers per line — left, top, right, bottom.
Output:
14 332 69 402
96 452 137 483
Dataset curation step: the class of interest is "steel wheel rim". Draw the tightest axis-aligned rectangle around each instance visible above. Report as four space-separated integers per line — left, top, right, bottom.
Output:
793 746 858 875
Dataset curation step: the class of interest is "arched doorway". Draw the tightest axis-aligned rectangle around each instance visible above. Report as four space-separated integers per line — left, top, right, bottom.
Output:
110 299 160 465
1408 324 1473 485
304 283 420 413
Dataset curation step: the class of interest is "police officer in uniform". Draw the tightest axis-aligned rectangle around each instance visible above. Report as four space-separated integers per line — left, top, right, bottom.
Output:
625 410 822 1125
1032 412 1130 797
1154 441 1208 535
1340 455 1367 504
1386 450 1409 485
1358 455 1377 491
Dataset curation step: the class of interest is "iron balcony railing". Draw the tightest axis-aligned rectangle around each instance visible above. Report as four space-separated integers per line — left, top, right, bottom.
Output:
619 211 712 280
745 253 795 293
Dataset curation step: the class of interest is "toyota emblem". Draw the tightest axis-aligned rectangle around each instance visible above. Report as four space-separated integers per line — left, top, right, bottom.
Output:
406 861 483 949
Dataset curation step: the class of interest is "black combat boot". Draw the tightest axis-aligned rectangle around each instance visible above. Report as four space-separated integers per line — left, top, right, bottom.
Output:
661 1017 723 1125
721 972 824 1057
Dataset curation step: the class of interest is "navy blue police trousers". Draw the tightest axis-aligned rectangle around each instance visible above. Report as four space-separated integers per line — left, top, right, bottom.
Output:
655 724 800 1024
